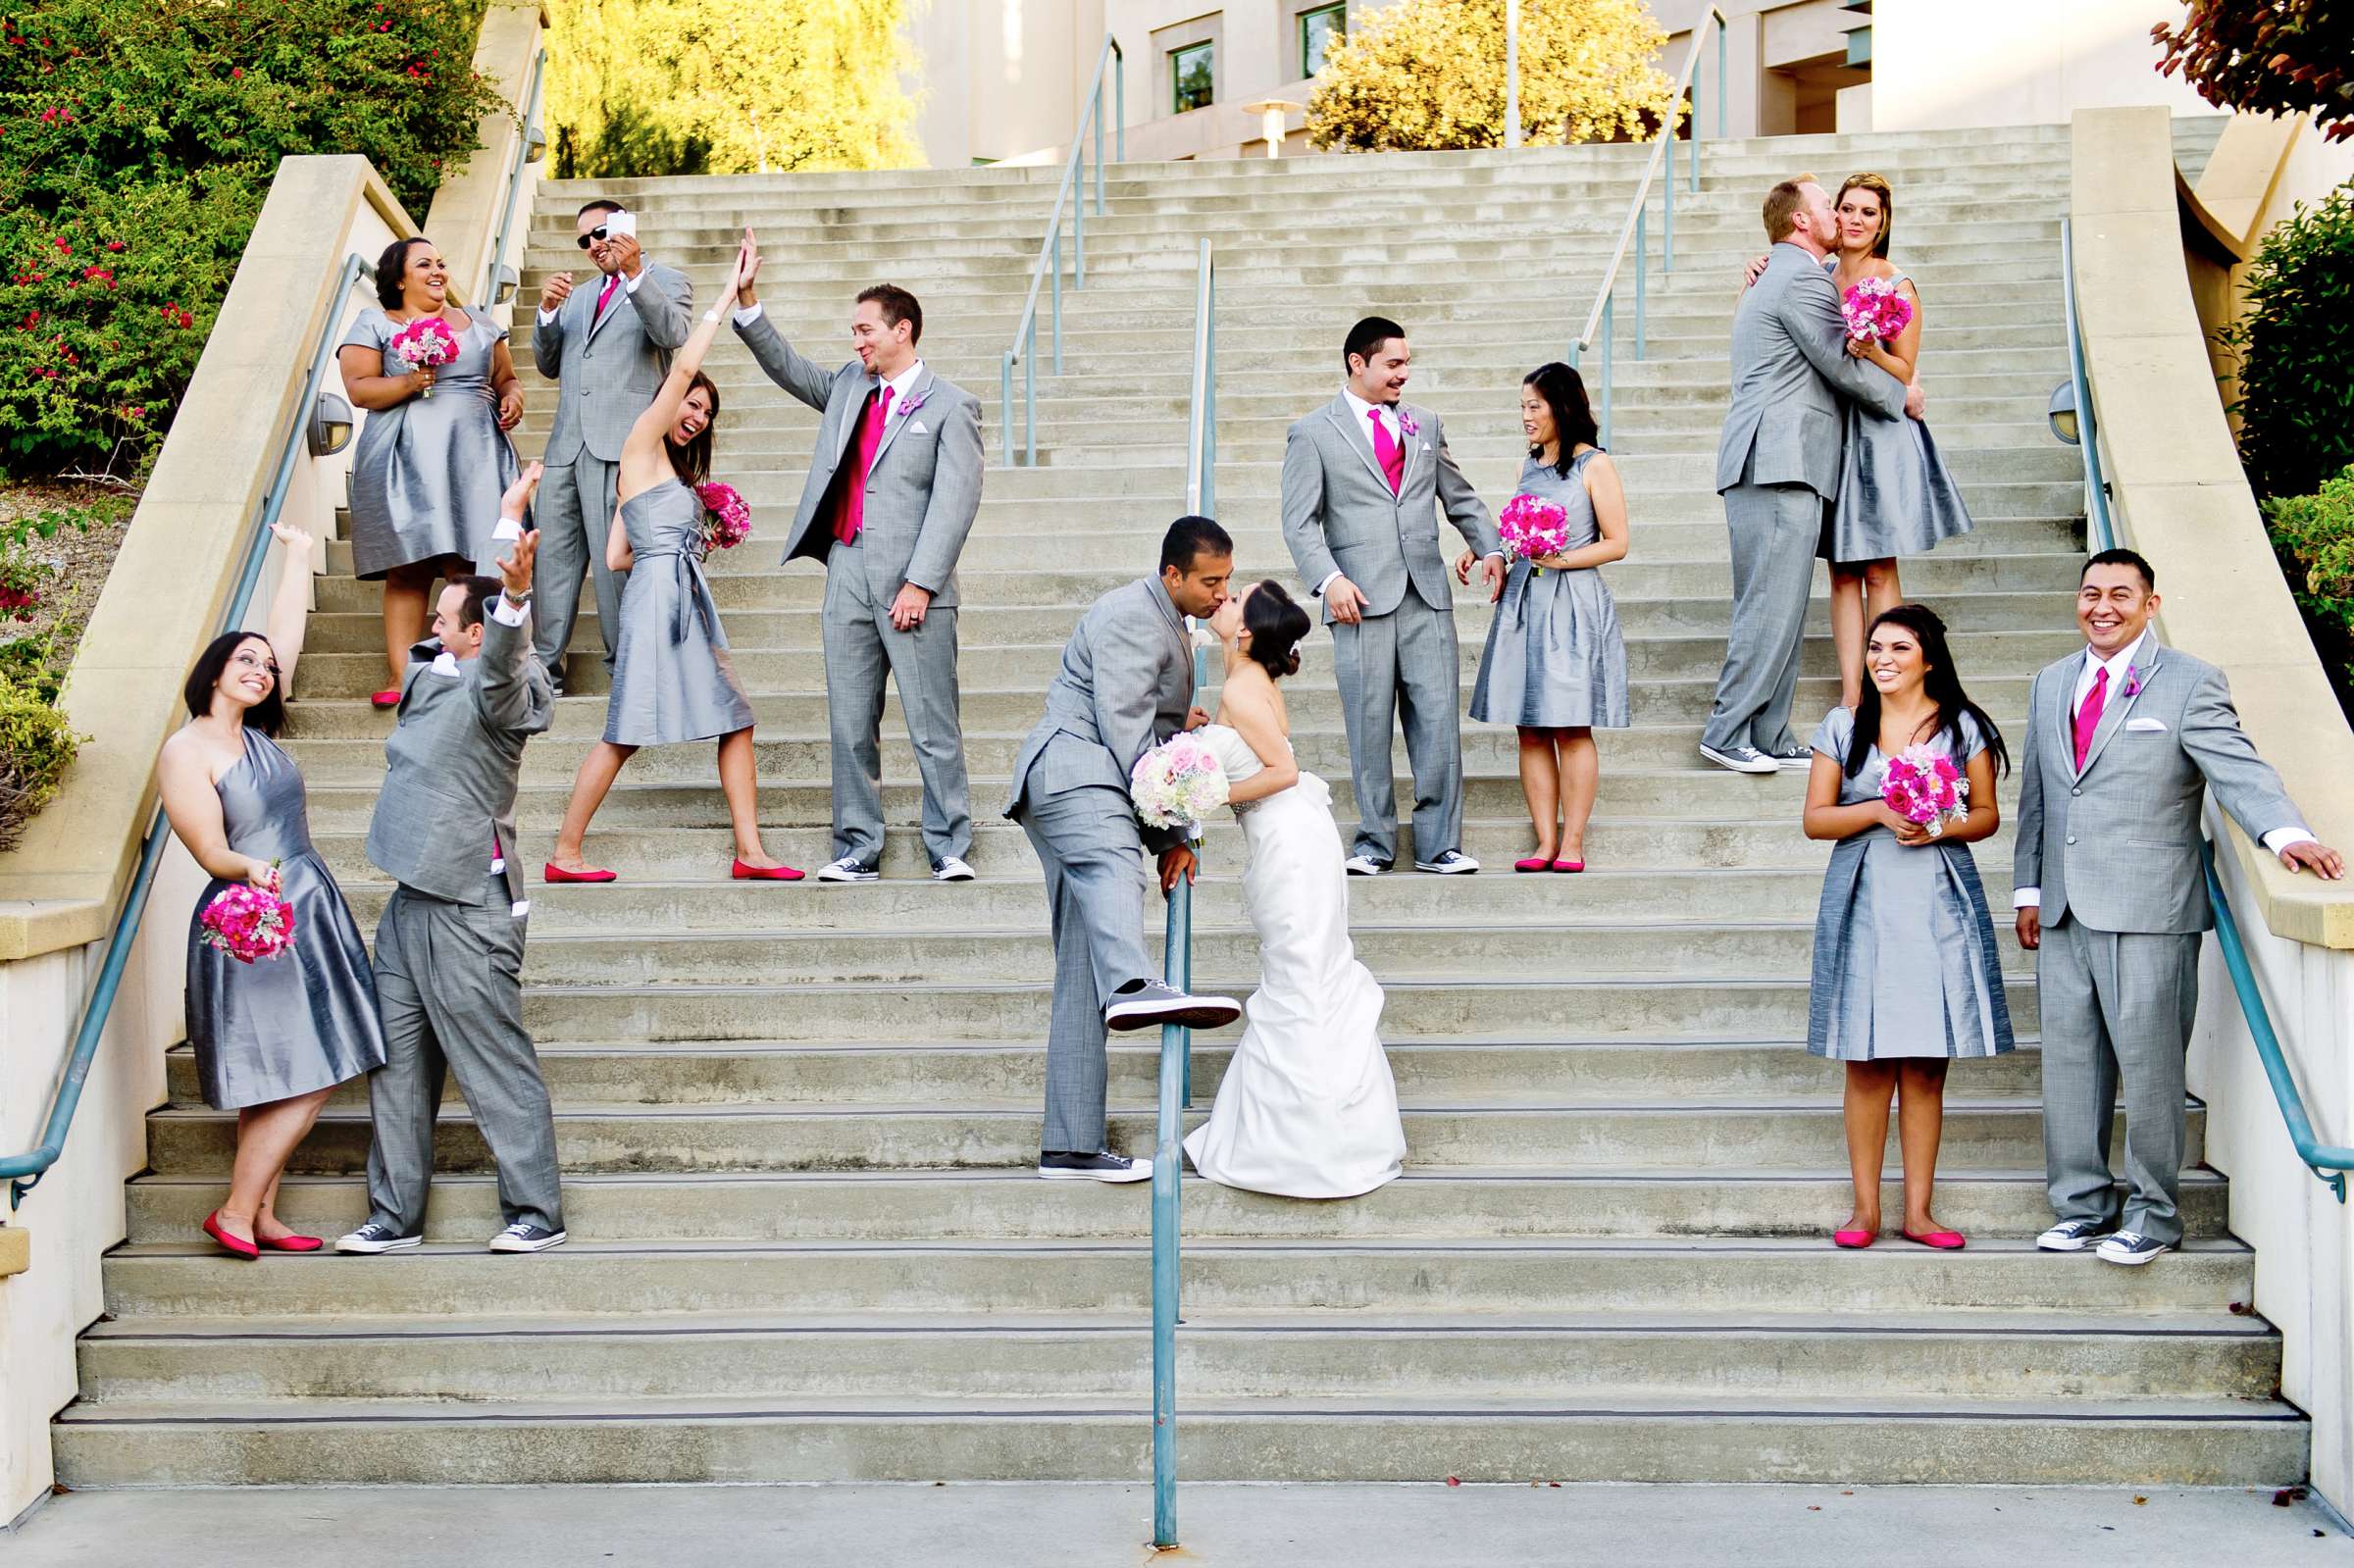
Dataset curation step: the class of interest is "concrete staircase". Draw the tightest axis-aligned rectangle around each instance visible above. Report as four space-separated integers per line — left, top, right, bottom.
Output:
54 125 2307 1487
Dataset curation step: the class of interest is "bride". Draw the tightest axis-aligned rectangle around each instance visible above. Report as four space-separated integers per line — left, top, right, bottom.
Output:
1183 580 1406 1198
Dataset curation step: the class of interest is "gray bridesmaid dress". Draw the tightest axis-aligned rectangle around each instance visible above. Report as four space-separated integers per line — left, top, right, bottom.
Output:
604 477 756 746
1819 262 1974 563
1805 705 2014 1062
341 306 524 580
186 728 388 1110
1469 449 1630 730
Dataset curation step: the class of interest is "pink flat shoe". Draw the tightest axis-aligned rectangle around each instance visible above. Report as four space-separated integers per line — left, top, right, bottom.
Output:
542 862 617 884
1832 1229 1875 1249
1512 856 1552 873
732 859 806 882
258 1233 324 1253
369 688 402 710
1551 859 1585 874
1901 1229 1968 1250
202 1211 260 1261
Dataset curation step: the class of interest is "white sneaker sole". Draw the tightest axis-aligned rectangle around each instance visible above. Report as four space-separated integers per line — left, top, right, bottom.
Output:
931 867 976 882
2096 1243 2169 1267
1772 755 1813 772
813 867 879 884
333 1235 423 1255
1343 862 1386 877
1699 744 1777 775
1036 1164 1153 1184
487 1231 570 1253
1413 859 1479 874
1103 994 1243 1032
2035 1228 2113 1252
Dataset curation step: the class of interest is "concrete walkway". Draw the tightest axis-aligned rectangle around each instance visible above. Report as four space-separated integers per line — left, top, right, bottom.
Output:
8 1483 2349 1566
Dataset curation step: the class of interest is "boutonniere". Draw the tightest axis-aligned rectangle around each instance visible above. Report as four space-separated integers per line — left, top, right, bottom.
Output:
896 389 929 421
1397 410 1420 437
2123 665 2143 699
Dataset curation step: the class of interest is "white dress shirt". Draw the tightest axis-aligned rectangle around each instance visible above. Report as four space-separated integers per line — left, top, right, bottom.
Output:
2014 629 2313 908
1312 389 1499 597
537 266 642 327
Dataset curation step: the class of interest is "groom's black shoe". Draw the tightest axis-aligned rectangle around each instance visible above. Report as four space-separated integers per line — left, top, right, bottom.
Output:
1104 979 1242 1033
1038 1150 1154 1183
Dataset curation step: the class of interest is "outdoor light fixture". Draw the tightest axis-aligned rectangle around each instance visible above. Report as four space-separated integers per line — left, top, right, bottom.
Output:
525 122 547 165
2048 380 2079 446
308 391 353 458
493 264 521 306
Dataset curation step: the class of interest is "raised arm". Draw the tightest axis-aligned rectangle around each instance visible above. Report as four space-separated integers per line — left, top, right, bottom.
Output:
533 270 575 377
729 230 834 412
628 259 694 351
1782 271 1906 420
262 521 316 695
622 234 749 476
475 467 554 737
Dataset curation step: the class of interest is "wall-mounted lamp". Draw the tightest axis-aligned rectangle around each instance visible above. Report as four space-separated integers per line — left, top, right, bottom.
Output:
308 391 354 458
525 123 547 166
493 264 521 306
2047 381 2079 446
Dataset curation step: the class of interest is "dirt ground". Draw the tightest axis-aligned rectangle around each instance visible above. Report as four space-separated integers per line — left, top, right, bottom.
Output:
0 478 139 673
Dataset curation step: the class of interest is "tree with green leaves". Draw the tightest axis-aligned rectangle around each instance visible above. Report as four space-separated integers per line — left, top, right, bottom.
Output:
1307 0 1680 154
547 0 920 178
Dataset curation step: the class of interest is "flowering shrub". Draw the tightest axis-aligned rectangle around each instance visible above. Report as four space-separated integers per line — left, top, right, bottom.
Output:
0 0 503 476
0 667 77 851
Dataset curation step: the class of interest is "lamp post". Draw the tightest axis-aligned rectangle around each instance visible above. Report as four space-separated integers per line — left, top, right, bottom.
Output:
1504 0 1521 149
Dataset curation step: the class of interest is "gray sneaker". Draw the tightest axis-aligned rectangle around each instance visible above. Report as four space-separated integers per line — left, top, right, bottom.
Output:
2035 1218 2116 1252
1699 742 1778 775
813 857 879 884
487 1223 569 1254
333 1222 422 1255
1103 980 1242 1033
2094 1231 2171 1266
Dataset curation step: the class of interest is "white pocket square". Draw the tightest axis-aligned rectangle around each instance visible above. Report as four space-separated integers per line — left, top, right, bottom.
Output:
909 420 927 434
2125 717 2169 733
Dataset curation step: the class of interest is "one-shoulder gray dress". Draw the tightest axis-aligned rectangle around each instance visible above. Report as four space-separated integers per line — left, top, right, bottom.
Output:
1805 705 2014 1062
1819 262 1973 564
341 306 525 580
185 728 388 1110
1469 450 1630 730
604 477 756 746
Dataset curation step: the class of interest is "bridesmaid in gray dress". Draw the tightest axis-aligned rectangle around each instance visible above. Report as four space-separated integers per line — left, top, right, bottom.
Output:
1467 363 1629 873
544 232 801 884
336 235 528 709
1802 603 2012 1254
156 522 387 1259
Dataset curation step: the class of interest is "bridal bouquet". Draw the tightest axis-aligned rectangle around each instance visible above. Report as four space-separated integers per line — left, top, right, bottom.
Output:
199 867 297 964
1841 277 1914 346
1497 492 1569 566
388 315 460 397
1130 732 1229 834
694 480 752 551
1881 745 1968 837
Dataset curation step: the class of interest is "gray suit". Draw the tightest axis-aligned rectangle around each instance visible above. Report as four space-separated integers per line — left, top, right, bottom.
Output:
2016 638 2305 1244
1281 394 1498 865
361 604 563 1237
738 311 984 866
1703 243 1907 755
530 262 693 685
1005 577 1193 1152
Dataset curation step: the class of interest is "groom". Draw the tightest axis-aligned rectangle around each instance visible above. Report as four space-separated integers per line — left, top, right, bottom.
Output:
1006 517 1245 1182
1281 316 1501 876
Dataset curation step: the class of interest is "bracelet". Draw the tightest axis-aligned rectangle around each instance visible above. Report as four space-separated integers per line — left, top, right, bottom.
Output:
702 307 721 323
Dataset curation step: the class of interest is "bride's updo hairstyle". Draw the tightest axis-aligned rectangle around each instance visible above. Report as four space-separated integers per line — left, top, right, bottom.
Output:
1242 580 1310 681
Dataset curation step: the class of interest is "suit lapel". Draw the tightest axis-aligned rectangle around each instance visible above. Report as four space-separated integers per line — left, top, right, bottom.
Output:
867 366 932 473
1324 396 1390 492
828 376 875 477
2077 642 2163 780
583 265 638 346
1395 404 1422 489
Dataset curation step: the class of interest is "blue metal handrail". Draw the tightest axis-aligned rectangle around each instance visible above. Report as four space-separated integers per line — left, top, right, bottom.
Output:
1151 234 1216 1552
478 45 549 305
1567 7 1726 446
3 254 375 1207
2059 215 2351 1203
1000 34 1125 467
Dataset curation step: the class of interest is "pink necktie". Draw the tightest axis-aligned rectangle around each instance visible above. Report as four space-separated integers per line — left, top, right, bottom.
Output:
593 273 620 322
1367 408 1404 494
2073 666 2108 771
834 384 896 547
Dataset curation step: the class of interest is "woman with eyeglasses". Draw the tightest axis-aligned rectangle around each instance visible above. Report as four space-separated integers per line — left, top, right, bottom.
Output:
337 235 530 709
157 522 389 1259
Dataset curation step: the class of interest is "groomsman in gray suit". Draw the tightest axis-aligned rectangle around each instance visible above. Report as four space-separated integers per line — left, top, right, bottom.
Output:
338 467 567 1256
1006 519 1244 1182
531 198 693 693
2018 548 2340 1266
1701 176 1907 775
1282 316 1501 876
732 236 984 883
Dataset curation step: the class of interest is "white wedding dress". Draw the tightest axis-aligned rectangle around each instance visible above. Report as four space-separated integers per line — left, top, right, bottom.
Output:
1181 724 1405 1198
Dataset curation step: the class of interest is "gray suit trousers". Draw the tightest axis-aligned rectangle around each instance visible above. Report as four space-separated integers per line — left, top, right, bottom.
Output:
825 538 972 865
1331 596 1462 866
363 883 563 1236
2037 915 2200 1245
1704 481 1825 755
1016 771 1155 1152
533 451 626 683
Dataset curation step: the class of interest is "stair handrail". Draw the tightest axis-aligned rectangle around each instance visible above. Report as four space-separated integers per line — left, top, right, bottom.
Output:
2060 214 2351 1202
1 255 376 1207
1150 236 1216 1552
477 43 549 306
1566 6 1726 446
999 33 1125 468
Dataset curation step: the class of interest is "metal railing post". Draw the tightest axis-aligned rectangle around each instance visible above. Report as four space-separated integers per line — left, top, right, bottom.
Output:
1600 292 1614 448
1074 188 1086 289
1151 881 1189 1549
1024 332 1037 468
1716 19 1727 139
1634 208 1648 362
1095 87 1107 215
1115 45 1127 162
1663 133 1676 274
1050 227 1064 377
1001 352 1015 468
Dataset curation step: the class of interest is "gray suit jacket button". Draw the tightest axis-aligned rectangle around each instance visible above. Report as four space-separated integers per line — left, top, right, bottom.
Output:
2066 835 2076 844
2071 787 2082 797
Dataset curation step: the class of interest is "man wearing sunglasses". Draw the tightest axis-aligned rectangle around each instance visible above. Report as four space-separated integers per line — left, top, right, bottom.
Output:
529 198 693 695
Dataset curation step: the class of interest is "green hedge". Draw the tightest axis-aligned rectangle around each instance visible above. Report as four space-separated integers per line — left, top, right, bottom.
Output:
2262 466 2354 722
0 0 503 477
2226 179 2354 502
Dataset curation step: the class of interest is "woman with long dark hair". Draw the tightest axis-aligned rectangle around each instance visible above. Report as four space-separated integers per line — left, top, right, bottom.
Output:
155 522 388 1258
1801 603 2013 1251
543 233 800 883
337 235 529 707
1467 362 1629 872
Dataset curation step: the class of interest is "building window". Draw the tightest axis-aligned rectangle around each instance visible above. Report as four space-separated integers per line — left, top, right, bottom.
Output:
1171 40 1214 113
1300 4 1346 77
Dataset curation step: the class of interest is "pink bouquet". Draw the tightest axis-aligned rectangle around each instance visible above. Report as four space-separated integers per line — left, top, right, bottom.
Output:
1841 277 1914 346
695 480 752 551
1881 744 1969 838
199 868 296 965
1497 492 1570 566
388 315 461 397
1129 732 1229 834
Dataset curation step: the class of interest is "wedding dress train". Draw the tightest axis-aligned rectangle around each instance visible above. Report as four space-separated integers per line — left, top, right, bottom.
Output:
1181 724 1405 1198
